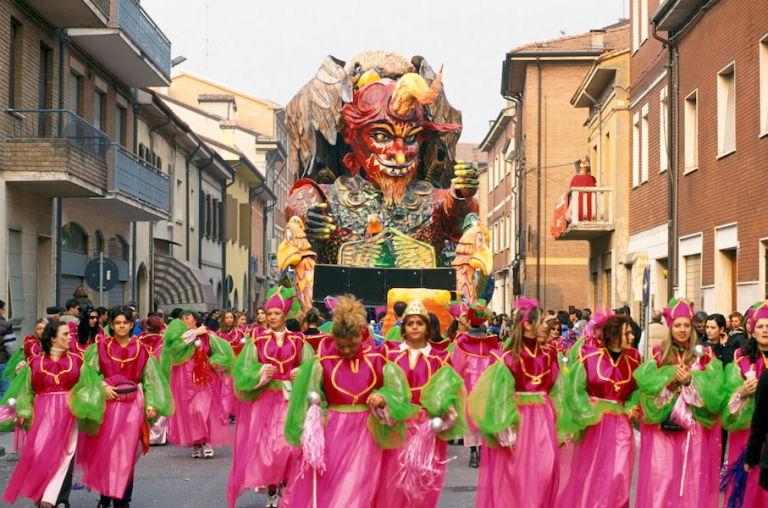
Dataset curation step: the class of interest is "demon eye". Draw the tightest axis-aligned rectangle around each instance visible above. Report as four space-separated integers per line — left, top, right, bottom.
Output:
403 134 417 145
372 131 392 143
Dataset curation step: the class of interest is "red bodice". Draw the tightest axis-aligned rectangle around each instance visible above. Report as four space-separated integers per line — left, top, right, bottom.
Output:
316 338 387 405
577 345 641 402
495 337 559 393
454 332 498 358
29 352 83 393
96 336 150 383
303 333 327 352
217 328 245 355
253 330 304 381
23 335 41 360
383 342 448 405
138 332 164 358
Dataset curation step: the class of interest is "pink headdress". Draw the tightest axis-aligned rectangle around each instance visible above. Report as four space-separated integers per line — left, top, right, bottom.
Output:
449 299 469 319
515 296 540 324
747 300 768 333
324 296 338 313
582 306 615 343
661 298 695 327
264 286 294 314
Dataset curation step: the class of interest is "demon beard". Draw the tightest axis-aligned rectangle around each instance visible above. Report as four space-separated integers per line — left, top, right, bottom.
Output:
377 172 416 207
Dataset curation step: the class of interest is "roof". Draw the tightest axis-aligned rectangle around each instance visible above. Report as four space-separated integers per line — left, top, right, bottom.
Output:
652 0 706 33
478 107 516 152
171 70 282 109
507 20 629 55
571 49 630 107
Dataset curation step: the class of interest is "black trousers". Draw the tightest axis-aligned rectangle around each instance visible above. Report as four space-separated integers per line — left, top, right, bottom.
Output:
99 478 134 507
52 458 74 507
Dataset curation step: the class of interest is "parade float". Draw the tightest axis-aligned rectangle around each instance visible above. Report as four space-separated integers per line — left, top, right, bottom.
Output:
276 51 492 323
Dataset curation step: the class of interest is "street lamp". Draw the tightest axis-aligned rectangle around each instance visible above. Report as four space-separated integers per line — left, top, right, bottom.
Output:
171 55 187 67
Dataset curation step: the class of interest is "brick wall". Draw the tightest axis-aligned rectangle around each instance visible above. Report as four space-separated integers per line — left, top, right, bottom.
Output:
675 0 768 285
2 139 108 189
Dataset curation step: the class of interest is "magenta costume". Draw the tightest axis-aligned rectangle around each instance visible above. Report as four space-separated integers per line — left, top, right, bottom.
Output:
226 329 305 507
217 327 245 416
469 337 560 508
450 331 496 446
2 352 83 505
556 343 641 508
76 337 172 500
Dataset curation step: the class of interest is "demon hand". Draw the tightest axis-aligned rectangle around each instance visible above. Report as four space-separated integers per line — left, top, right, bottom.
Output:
306 202 336 241
451 161 479 199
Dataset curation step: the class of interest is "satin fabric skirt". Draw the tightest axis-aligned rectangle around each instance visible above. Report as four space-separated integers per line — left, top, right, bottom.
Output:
281 408 383 508
373 412 448 508
452 350 492 447
556 413 635 508
221 374 238 416
476 400 559 508
3 393 76 504
167 361 231 447
634 421 721 508
227 389 297 508
78 392 144 498
724 429 768 508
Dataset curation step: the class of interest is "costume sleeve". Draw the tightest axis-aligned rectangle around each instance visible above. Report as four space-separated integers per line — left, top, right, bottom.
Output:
69 352 106 435
419 364 468 441
384 326 402 342
232 340 265 401
284 356 323 446
1 347 25 382
633 359 677 424
368 362 420 449
467 361 519 445
549 343 585 443
142 356 173 418
556 349 603 443
208 334 235 374
159 319 194 372
690 357 725 427
0 365 33 432
721 362 754 431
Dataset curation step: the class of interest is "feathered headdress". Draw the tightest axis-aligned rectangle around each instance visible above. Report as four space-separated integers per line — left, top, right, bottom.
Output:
514 296 540 325
661 298 695 327
449 298 469 319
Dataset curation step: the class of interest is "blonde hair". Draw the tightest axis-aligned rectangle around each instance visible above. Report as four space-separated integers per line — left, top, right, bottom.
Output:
660 318 697 365
332 294 366 340
505 306 543 357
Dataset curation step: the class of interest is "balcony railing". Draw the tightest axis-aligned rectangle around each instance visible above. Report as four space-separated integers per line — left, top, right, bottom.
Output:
5 109 112 157
116 0 171 77
113 145 170 213
552 186 614 240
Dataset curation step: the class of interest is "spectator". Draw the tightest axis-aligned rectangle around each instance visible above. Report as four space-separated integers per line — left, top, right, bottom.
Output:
692 310 709 341
204 309 221 331
170 307 184 320
96 306 109 328
729 311 746 336
46 306 64 321
645 310 668 355
582 308 592 321
615 305 641 348
568 157 597 221
286 318 301 332
0 300 15 397
60 298 81 324
572 309 588 335
385 301 408 341
126 301 143 335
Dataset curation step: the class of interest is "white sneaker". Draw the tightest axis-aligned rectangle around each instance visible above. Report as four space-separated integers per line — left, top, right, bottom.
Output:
202 444 214 458
265 493 280 507
192 445 202 458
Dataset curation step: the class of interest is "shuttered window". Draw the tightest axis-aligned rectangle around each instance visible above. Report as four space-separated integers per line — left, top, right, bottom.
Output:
239 203 251 248
8 230 24 323
718 64 736 155
632 112 641 187
685 254 702 306
684 92 698 172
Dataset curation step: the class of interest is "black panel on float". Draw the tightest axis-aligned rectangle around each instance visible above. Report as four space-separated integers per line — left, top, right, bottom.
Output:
387 269 421 288
313 265 349 301
421 268 456 290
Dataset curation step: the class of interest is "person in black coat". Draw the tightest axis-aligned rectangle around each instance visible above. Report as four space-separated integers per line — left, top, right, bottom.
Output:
745 368 768 489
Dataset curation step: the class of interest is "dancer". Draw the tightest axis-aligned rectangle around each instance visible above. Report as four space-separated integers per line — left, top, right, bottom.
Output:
469 297 560 508
163 311 234 458
236 313 249 334
633 298 725 508
373 300 466 507
252 307 268 337
227 287 305 508
301 307 325 352
217 310 245 418
451 301 497 468
555 314 641 507
1 320 98 507
721 300 768 507
72 307 102 357
139 314 169 445
72 305 173 508
427 312 451 351
281 294 417 508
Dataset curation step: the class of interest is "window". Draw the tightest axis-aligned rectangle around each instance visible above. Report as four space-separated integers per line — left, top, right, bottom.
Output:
212 198 219 241
761 37 768 135
684 91 699 172
70 72 83 116
641 104 649 183
60 222 88 254
8 229 24 323
94 230 104 255
38 43 53 110
717 63 736 156
93 90 107 131
174 179 184 221
115 105 127 147
108 236 128 261
660 87 669 172
632 112 640 187
9 18 22 108
684 253 702 306
632 0 639 51
502 217 507 250
640 0 649 44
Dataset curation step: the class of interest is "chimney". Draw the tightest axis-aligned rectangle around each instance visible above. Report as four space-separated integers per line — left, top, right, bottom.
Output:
590 29 606 50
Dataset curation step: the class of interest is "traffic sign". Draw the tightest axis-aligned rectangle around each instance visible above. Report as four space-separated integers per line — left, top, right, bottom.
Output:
84 257 120 292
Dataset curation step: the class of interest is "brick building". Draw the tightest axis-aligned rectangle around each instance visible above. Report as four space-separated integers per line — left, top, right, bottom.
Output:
496 22 629 311
651 0 768 314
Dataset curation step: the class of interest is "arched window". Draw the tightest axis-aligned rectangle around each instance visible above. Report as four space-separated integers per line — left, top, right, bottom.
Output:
108 235 128 261
94 230 104 256
61 222 88 254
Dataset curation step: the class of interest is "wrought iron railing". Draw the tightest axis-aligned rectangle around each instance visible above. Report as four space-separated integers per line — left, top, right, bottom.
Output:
113 145 170 213
116 0 171 77
4 109 112 157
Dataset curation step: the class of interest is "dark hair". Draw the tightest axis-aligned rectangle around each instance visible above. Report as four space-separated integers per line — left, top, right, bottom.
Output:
393 301 407 319
181 310 202 327
77 306 100 345
170 308 183 319
546 318 560 336
707 313 727 330
447 319 460 340
41 320 68 354
286 318 301 332
0 299 5 310
583 308 592 314
557 311 570 326
428 313 442 342
400 313 432 339
303 308 322 328
65 298 80 311
694 311 709 323
742 337 761 363
96 306 108 317
601 315 629 349
142 315 165 334
108 305 135 336
219 310 237 333
573 309 583 320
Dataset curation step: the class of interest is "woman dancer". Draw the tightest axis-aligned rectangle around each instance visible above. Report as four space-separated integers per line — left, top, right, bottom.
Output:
251 307 268 337
236 313 249 334
721 300 768 507
556 314 641 507
72 305 172 508
217 310 245 418
72 307 102 357
633 298 725 508
1 320 98 507
451 301 497 468
138 314 166 357
163 310 234 459
281 294 416 508
469 297 560 507
373 300 465 507
301 307 325 352
227 287 305 508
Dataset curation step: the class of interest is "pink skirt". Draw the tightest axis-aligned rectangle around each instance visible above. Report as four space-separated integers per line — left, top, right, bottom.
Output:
373 412 447 508
227 389 298 508
3 393 76 504
78 392 144 498
281 408 383 508
634 421 721 508
221 375 238 416
724 429 768 508
166 361 231 447
452 349 493 445
556 413 634 507
476 401 559 508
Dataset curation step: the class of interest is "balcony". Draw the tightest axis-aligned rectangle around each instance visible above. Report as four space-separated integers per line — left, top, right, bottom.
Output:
103 145 170 220
1 109 111 197
23 0 109 27
552 187 614 241
67 0 171 87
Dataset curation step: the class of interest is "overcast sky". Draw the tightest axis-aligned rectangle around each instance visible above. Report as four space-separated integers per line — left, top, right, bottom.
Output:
143 0 629 143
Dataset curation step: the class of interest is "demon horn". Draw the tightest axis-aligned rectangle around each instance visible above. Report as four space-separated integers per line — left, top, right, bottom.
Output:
390 66 443 117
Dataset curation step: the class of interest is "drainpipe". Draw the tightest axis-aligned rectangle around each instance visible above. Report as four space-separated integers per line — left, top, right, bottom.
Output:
223 174 236 308
535 58 543 303
54 31 66 304
184 140 203 262
130 92 139 305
